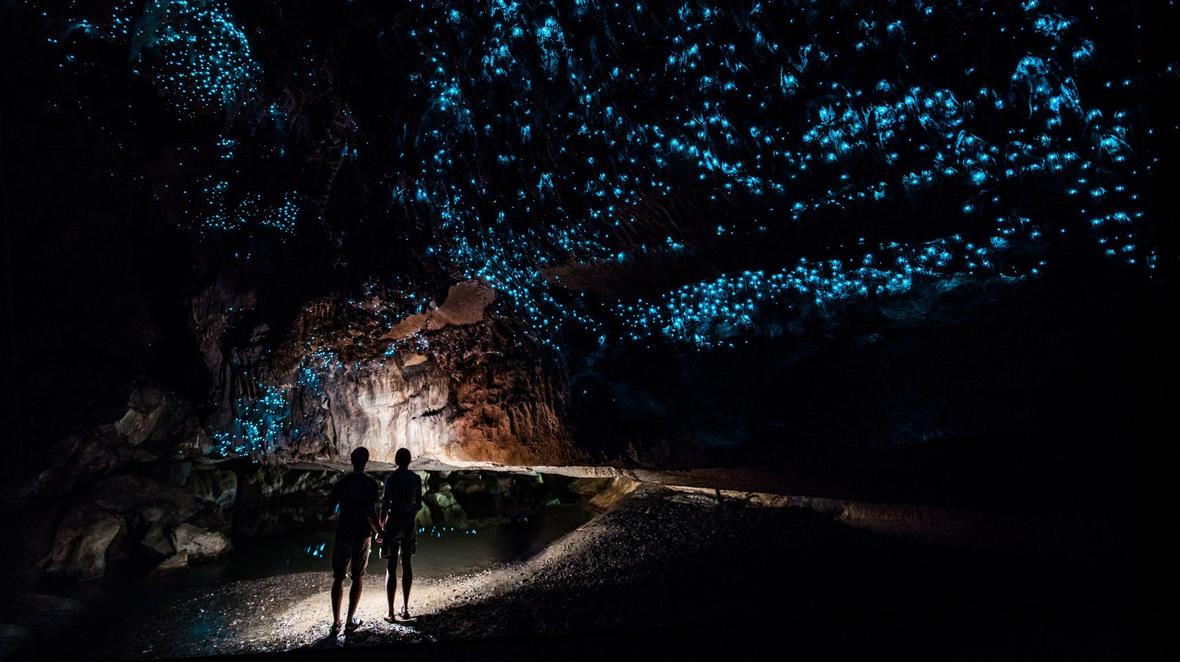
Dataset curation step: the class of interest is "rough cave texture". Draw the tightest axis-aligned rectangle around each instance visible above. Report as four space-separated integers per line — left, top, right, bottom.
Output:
263 280 581 465
3 382 595 585
0 8 1175 660
2 1 1176 477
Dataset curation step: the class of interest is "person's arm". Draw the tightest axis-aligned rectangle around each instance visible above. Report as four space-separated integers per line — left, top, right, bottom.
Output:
368 505 383 540
378 477 390 526
369 483 384 540
325 481 341 521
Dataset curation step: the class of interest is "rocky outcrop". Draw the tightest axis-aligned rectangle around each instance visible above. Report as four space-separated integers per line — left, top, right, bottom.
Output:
152 551 189 575
320 361 452 463
568 477 639 511
268 280 583 466
38 507 126 581
141 523 174 556
299 350 580 466
381 281 497 340
92 474 203 526
423 488 466 526
32 385 213 499
185 468 238 510
170 524 232 560
24 385 243 582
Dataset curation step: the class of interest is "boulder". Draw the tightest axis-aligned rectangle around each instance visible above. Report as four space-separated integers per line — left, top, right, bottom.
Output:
114 399 165 446
414 503 432 528
586 478 639 511
39 507 126 581
423 489 467 526
170 524 232 561
63 428 128 479
151 552 188 575
113 385 206 459
568 477 613 498
92 474 202 527
423 488 457 516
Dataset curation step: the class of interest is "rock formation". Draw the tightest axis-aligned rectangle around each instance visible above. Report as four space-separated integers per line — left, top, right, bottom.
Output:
204 279 583 467
38 507 126 581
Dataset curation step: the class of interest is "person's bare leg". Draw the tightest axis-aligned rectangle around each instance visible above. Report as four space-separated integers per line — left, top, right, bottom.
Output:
385 560 398 619
400 550 413 616
346 575 363 627
330 577 344 630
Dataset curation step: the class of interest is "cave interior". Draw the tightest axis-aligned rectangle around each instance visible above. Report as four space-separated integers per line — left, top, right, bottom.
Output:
0 0 1176 659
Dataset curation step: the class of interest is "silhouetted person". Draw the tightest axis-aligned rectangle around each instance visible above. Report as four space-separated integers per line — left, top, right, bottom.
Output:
381 447 423 621
326 447 381 637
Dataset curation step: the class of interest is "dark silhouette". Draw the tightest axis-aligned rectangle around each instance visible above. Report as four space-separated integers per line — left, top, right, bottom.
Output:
326 447 381 637
381 447 423 621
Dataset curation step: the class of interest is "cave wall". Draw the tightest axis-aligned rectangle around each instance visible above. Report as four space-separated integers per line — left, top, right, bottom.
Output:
201 280 583 466
294 353 577 466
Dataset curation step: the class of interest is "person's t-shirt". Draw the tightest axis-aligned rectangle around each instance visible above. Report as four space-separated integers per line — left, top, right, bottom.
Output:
382 468 423 519
329 471 380 540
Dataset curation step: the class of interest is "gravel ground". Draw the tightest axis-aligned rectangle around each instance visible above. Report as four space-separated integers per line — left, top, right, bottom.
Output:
88 483 1142 659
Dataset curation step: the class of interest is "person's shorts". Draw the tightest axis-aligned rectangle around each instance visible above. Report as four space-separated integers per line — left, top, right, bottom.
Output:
380 515 417 559
331 536 371 580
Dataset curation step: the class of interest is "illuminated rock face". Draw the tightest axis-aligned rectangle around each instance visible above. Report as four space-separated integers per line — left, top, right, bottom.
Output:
251 281 584 466
313 353 579 466
324 362 452 464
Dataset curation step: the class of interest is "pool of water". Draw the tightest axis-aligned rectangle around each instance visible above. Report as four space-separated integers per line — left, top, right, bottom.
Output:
178 503 594 585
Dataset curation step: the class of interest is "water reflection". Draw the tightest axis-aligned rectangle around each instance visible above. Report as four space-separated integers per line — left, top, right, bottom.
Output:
185 503 590 586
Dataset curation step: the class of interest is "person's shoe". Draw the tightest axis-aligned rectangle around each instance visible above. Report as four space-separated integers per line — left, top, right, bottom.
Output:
399 607 411 620
344 618 363 634
329 622 342 637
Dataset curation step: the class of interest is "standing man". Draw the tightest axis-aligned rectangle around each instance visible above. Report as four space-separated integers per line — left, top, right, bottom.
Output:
326 447 381 637
381 447 423 621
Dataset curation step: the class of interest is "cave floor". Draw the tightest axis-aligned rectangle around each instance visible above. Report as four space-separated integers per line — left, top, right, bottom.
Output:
69 483 1156 660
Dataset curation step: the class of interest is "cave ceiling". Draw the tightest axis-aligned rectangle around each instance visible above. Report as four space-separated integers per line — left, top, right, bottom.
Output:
7 0 1174 462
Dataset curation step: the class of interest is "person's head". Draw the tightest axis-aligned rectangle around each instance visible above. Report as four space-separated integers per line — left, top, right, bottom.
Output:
350 446 369 472
394 447 412 468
